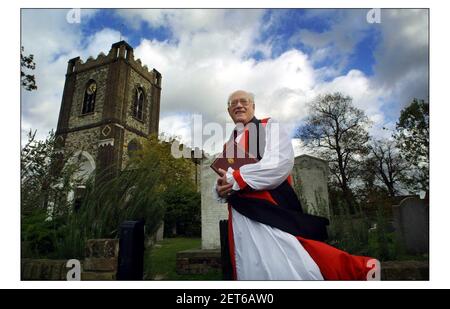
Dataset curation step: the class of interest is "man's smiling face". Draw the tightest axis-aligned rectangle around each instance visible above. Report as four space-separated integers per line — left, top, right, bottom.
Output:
227 90 255 125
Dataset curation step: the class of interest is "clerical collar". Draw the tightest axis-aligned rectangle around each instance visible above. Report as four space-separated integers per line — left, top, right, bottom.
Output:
234 116 259 133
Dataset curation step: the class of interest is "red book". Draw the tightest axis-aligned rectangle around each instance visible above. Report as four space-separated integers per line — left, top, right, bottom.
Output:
210 141 258 176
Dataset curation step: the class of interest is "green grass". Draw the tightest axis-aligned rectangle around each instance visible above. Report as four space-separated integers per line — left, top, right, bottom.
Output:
144 237 222 280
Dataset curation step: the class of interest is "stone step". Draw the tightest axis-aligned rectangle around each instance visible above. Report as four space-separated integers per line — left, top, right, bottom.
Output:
83 257 117 272
81 271 116 281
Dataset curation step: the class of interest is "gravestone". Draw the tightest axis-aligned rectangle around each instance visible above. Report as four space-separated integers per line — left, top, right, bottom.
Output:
155 222 164 242
200 154 330 250
392 196 429 254
291 154 330 219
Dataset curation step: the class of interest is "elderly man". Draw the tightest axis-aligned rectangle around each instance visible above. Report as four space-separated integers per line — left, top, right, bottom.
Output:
214 90 376 280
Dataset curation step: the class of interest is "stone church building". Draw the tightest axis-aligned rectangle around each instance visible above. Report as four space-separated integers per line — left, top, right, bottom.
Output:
52 40 330 247
54 41 162 182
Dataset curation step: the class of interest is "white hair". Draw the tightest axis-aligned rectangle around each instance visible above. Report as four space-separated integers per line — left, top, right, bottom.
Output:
227 90 255 105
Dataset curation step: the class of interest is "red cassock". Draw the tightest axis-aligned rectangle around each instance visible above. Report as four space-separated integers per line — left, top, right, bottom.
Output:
216 116 377 280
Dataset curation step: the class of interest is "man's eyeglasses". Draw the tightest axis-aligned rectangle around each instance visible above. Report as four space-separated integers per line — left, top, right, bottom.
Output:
228 98 252 108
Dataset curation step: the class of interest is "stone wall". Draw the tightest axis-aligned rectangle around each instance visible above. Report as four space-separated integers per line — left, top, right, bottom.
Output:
201 157 228 250
56 41 161 177
381 260 429 280
83 239 119 280
68 65 109 129
64 127 100 161
21 239 119 281
176 249 222 275
21 259 71 280
125 68 153 134
121 130 147 169
174 254 429 280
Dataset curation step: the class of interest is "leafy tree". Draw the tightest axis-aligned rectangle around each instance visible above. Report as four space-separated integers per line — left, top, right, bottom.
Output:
296 92 371 214
163 184 201 237
21 129 83 217
21 130 83 257
61 135 197 257
21 46 37 91
21 130 198 258
394 98 429 193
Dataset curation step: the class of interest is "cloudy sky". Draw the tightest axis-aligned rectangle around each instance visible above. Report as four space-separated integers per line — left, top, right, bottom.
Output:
21 9 429 155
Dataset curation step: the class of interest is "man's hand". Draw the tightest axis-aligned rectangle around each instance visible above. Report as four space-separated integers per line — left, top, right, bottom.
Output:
216 168 233 198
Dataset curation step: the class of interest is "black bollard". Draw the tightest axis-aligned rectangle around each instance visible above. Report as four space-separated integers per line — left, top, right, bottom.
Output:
219 219 233 280
117 220 145 280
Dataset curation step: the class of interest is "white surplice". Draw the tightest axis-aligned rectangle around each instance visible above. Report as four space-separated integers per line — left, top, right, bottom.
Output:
213 118 324 280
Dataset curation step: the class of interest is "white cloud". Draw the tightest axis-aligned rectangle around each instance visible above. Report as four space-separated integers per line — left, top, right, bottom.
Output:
134 38 318 145
116 9 265 40
136 34 387 153
83 28 124 59
373 9 428 87
289 9 371 69
315 70 383 113
21 9 428 156
372 9 429 112
21 9 81 144
21 9 120 146
159 114 193 143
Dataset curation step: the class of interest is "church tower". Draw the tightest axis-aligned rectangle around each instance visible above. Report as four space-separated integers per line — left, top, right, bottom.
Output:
54 40 162 179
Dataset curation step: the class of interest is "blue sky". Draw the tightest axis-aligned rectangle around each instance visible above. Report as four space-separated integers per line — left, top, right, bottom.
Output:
21 9 429 154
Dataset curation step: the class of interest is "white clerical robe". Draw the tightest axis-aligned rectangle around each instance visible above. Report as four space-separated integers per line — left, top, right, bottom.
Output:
213 118 324 280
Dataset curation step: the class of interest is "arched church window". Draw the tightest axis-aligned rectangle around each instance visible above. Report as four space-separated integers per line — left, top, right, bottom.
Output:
82 80 97 114
133 87 144 121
